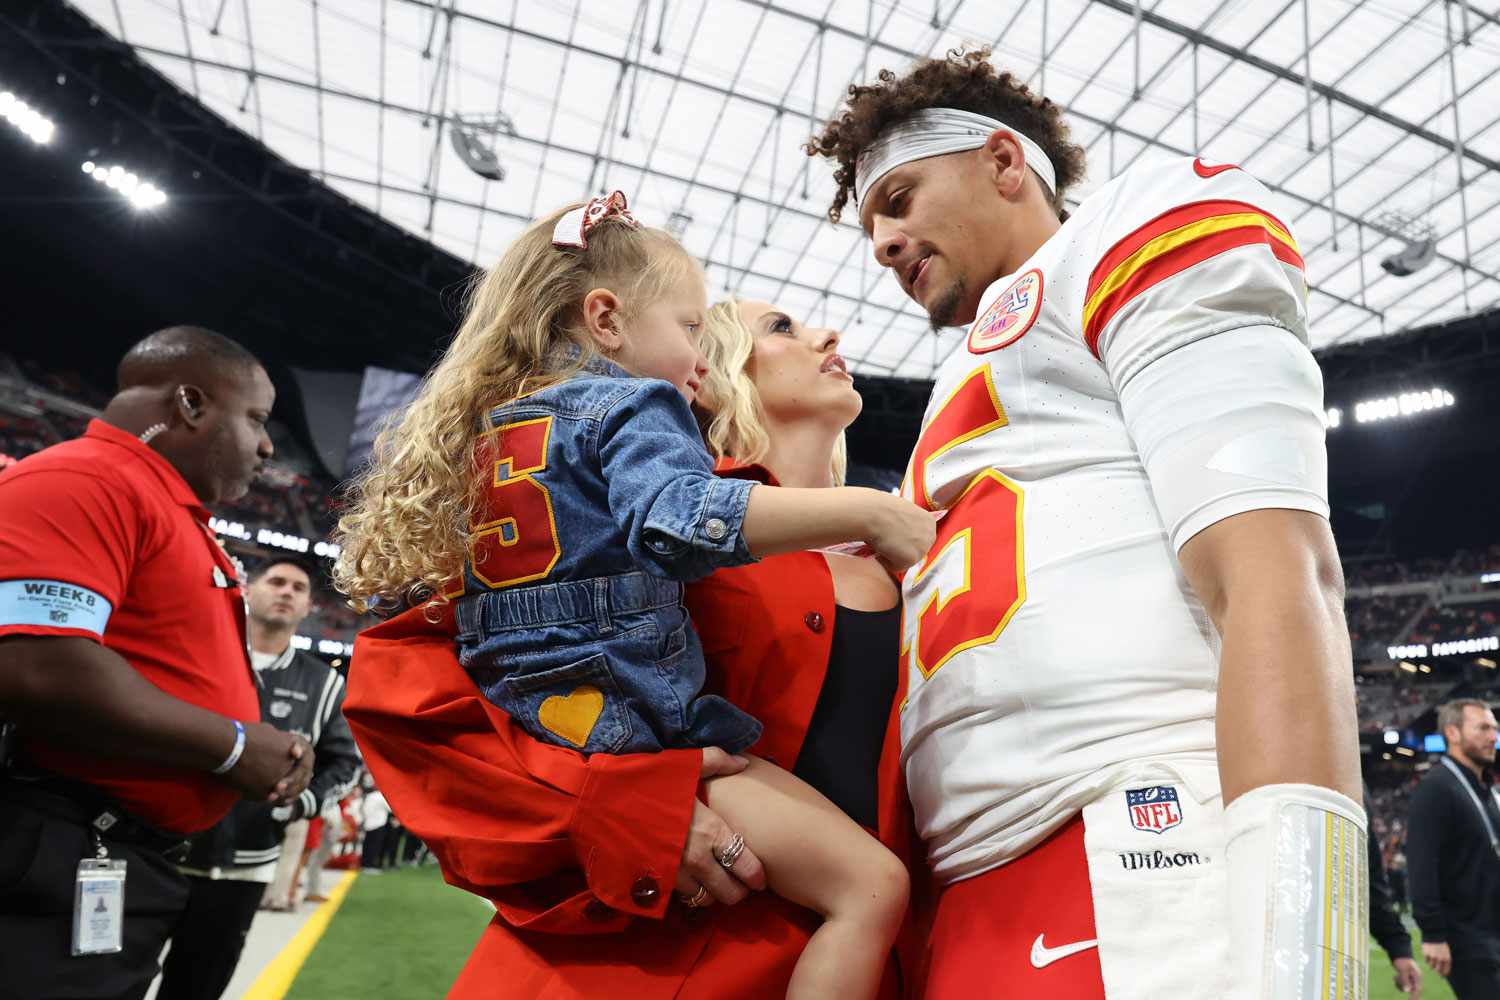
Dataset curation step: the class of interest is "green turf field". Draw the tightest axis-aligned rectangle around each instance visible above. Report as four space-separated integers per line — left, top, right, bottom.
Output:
284 866 490 1000
283 868 1451 1000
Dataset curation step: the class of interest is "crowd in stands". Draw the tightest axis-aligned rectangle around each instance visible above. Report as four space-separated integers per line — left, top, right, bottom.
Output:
1452 543 1500 576
0 414 54 462
1409 597 1500 645
1344 554 1455 589
1354 675 1435 733
1345 593 1428 651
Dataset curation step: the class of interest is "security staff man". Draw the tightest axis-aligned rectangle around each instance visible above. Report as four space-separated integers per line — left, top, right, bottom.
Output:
0 327 313 1000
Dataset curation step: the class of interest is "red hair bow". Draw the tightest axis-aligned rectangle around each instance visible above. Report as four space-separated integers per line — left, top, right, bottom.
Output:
551 190 640 249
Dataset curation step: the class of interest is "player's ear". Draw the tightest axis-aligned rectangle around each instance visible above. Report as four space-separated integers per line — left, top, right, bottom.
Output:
582 288 624 352
982 131 1026 199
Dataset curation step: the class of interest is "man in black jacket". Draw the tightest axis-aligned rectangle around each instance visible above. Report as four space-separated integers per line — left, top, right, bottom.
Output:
156 558 360 1000
1408 698 1500 999
1367 786 1421 996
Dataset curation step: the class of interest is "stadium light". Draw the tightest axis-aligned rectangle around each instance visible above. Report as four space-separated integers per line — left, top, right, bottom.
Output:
1324 407 1341 430
81 160 168 210
0 91 55 144
1383 729 1399 745
1353 388 1454 425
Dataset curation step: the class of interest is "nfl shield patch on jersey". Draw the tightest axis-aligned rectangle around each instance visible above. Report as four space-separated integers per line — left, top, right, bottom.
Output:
1125 785 1183 834
968 268 1043 354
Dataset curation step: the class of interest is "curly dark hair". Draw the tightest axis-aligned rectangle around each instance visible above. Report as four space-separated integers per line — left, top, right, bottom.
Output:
806 47 1087 224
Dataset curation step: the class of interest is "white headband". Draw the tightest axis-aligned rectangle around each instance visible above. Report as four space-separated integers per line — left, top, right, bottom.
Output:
854 107 1057 205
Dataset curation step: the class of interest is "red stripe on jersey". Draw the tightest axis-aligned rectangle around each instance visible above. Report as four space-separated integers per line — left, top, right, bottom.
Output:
1085 199 1297 306
1083 223 1306 358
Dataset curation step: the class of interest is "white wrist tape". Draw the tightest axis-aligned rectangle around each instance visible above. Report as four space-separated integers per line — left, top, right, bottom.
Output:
1224 783 1367 1000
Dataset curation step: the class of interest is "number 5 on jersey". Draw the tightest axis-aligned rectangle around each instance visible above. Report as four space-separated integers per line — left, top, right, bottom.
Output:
902 367 1026 679
470 417 561 589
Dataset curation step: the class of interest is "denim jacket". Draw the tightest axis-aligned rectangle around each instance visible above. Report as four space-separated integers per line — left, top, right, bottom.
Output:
454 360 764 755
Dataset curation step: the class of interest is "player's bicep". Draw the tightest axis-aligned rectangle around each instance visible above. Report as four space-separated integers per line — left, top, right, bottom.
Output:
1177 507 1340 630
0 470 140 640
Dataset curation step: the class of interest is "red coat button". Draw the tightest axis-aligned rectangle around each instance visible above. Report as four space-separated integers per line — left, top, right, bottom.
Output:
804 611 825 633
630 876 659 906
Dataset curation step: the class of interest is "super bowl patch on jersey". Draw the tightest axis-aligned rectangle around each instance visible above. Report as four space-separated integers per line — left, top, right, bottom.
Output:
1125 785 1183 834
968 268 1043 354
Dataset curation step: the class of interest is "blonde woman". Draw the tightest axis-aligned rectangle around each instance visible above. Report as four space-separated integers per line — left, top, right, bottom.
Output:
336 191 923 1000
341 294 919 999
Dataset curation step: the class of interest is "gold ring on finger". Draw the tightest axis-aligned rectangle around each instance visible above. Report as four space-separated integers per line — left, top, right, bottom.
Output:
680 885 709 908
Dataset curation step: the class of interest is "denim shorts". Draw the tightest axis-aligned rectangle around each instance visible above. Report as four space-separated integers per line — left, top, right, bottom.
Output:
454 571 762 756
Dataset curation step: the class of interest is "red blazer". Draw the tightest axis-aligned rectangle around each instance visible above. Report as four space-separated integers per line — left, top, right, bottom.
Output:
344 551 920 998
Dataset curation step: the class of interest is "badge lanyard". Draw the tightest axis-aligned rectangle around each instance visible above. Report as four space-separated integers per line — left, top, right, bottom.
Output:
1440 756 1500 860
72 832 127 956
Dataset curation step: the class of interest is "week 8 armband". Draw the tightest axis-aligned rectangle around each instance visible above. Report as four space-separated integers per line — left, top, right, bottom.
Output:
1224 783 1368 1000
0 579 113 636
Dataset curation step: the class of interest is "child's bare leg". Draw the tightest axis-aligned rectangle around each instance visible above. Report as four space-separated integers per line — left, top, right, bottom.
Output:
704 755 909 1000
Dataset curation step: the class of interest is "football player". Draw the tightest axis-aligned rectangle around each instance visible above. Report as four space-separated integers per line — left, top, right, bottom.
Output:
809 48 1366 1000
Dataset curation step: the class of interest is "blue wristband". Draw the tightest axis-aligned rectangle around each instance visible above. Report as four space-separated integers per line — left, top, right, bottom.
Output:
212 720 247 775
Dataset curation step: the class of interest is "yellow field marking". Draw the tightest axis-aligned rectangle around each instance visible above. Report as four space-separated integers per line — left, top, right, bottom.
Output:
241 871 359 1000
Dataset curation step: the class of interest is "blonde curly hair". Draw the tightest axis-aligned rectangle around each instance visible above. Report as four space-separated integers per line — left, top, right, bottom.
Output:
333 203 698 608
699 297 847 486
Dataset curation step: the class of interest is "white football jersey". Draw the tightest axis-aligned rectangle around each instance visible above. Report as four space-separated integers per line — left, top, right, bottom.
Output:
898 155 1323 883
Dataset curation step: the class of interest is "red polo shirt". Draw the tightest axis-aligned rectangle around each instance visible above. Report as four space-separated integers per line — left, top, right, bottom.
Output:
0 419 259 833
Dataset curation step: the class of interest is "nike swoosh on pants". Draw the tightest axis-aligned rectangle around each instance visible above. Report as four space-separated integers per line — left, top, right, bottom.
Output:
1029 933 1099 969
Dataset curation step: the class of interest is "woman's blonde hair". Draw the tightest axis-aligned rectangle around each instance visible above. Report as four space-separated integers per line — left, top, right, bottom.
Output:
698 297 848 486
333 203 698 607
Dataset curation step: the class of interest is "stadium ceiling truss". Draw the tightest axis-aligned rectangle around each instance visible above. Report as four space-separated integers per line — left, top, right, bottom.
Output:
52 0 1500 378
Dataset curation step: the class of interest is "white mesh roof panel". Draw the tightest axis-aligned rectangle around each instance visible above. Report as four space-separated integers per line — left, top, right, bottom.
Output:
68 0 1500 377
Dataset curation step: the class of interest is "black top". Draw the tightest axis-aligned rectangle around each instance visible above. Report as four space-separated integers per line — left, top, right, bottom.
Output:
1365 787 1413 961
793 605 900 831
1407 756 1500 959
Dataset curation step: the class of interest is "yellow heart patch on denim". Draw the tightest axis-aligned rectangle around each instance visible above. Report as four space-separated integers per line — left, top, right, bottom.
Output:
538 684 605 747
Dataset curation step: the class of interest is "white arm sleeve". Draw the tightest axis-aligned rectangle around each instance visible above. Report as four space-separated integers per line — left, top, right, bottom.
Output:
1116 324 1330 552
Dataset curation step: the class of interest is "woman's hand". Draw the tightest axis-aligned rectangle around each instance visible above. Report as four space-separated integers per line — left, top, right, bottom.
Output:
862 491 938 574
674 748 768 906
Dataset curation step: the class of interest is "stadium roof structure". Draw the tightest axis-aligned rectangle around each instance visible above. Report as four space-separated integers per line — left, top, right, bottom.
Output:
51 0 1500 378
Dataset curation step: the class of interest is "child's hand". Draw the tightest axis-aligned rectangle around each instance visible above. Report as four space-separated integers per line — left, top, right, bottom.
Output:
862 491 938 574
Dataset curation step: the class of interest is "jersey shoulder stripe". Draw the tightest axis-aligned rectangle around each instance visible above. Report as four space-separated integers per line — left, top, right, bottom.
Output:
1083 198 1304 358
